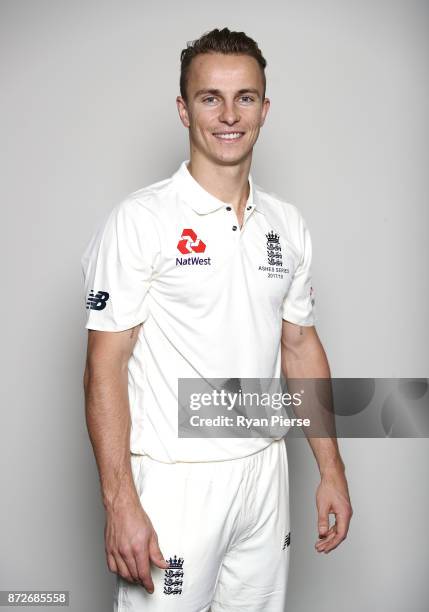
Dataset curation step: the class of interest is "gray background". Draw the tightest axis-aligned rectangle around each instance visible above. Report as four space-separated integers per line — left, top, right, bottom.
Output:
1 0 428 610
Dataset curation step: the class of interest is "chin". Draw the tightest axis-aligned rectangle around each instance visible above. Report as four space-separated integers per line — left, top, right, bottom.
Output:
214 152 251 166
207 145 251 166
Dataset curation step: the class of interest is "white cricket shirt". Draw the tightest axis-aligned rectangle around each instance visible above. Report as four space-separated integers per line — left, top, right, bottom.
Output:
81 161 317 462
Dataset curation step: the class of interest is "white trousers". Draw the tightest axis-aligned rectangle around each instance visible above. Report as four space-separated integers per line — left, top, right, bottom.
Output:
113 439 291 612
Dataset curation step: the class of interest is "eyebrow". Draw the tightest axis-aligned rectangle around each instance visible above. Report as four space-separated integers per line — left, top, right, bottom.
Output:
194 88 261 99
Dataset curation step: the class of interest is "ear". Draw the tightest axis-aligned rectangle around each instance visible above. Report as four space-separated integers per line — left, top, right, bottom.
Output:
176 96 190 128
260 97 271 127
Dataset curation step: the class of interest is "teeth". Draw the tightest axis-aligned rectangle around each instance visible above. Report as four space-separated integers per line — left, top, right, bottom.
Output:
214 133 242 140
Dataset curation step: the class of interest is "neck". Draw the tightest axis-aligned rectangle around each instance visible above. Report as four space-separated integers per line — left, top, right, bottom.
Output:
187 152 252 212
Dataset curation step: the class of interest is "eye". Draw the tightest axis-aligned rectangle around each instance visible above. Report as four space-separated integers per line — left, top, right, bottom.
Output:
202 96 218 104
239 95 255 103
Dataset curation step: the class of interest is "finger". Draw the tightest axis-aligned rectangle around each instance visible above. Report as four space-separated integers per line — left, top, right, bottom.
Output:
316 524 336 543
315 526 335 546
323 535 342 553
323 512 350 553
315 528 337 552
336 508 352 540
106 553 118 574
149 534 169 569
135 551 154 593
317 503 331 538
316 525 335 540
113 553 134 583
121 551 141 584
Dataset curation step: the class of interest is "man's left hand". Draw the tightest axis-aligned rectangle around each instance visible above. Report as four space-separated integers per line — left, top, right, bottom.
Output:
315 467 353 554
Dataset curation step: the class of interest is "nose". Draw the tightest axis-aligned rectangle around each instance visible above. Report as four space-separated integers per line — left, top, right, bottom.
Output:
218 100 240 125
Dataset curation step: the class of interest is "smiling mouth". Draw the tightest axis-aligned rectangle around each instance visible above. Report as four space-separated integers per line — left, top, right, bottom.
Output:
212 132 245 141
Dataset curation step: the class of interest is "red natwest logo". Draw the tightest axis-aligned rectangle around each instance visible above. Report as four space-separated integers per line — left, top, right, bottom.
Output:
177 228 206 254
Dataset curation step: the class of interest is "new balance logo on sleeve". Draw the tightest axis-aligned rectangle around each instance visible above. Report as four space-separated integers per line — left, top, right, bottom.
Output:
86 290 110 311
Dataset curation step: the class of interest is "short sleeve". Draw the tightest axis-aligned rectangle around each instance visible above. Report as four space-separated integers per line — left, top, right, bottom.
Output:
81 197 160 331
282 213 317 326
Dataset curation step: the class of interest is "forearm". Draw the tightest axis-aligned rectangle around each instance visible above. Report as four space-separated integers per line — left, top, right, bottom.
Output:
84 363 139 512
281 326 344 476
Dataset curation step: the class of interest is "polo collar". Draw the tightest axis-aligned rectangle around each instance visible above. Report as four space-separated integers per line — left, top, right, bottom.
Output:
173 160 264 215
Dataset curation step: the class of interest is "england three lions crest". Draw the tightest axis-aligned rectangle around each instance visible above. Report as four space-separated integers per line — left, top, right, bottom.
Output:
266 231 283 266
163 555 184 595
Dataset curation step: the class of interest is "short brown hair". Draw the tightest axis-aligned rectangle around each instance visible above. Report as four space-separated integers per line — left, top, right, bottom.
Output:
180 27 267 102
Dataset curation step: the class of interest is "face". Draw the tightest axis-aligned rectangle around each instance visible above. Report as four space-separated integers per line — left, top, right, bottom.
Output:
177 53 270 167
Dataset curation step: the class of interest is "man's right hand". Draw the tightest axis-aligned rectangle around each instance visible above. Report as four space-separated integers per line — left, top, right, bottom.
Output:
84 327 169 592
104 497 169 593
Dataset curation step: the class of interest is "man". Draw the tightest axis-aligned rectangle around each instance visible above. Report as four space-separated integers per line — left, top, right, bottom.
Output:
82 27 352 612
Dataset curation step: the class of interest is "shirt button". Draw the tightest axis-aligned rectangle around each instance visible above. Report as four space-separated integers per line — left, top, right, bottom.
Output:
232 225 237 231
247 206 252 210
226 206 232 211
